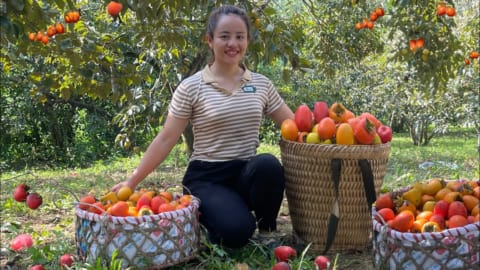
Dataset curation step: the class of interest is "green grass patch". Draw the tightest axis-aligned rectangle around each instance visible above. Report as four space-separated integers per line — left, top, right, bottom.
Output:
384 132 478 189
1 132 478 269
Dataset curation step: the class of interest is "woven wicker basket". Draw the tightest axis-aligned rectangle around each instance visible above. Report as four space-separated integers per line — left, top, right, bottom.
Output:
75 195 200 269
372 210 480 270
279 138 391 253
372 186 480 270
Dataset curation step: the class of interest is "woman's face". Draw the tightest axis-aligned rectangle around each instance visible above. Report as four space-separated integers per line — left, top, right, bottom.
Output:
207 14 249 67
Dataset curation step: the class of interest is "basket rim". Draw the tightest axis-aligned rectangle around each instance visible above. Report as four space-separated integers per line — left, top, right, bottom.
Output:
279 137 391 149
279 138 391 160
75 196 200 224
280 137 391 148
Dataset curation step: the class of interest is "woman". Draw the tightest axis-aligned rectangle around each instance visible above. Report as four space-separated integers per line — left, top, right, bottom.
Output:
112 4 294 248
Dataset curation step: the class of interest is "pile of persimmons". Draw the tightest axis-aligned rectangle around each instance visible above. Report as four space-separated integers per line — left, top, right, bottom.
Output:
77 186 192 217
374 178 480 233
281 101 393 145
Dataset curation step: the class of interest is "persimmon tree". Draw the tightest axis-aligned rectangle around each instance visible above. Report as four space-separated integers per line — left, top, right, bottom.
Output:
380 0 478 145
301 0 478 146
266 0 390 118
1 0 478 169
1 0 309 165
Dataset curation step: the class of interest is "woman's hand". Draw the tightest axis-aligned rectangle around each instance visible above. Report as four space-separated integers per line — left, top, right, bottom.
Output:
111 180 136 192
270 103 294 126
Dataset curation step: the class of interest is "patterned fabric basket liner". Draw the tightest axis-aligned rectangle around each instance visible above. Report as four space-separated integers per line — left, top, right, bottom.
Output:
75 195 201 269
279 138 391 253
372 208 480 270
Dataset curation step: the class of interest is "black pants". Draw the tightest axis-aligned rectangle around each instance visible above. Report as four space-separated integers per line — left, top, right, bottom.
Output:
182 153 285 248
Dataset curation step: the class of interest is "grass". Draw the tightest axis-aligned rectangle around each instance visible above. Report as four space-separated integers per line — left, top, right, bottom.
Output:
0 132 478 269
382 132 479 188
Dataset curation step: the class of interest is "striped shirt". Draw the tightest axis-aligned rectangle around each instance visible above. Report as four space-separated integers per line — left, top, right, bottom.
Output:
169 65 284 161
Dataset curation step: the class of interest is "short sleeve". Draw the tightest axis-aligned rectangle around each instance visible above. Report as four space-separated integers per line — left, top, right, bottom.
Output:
263 76 284 115
168 73 202 119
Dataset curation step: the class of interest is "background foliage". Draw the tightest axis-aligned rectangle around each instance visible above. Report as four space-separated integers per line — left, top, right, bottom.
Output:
1 0 479 170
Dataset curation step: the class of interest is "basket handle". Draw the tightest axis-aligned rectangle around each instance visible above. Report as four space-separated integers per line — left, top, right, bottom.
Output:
358 159 376 212
323 159 341 254
323 159 377 254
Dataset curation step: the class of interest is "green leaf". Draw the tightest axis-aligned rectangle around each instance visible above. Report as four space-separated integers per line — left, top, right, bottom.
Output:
127 0 138 11
11 21 22 37
282 68 291 82
61 88 71 100
79 68 93 77
58 38 74 50
29 72 42 82
0 16 10 31
84 40 96 52
43 77 53 88
66 0 76 11
171 48 179 58
7 0 24 11
54 0 66 10
104 55 112 63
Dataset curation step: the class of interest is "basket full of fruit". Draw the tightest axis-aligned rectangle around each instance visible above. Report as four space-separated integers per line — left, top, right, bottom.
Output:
279 102 392 253
372 178 480 270
74 186 201 269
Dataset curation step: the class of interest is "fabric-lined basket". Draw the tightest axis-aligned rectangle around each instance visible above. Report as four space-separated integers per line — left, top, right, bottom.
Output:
75 195 201 269
279 138 391 253
372 209 480 269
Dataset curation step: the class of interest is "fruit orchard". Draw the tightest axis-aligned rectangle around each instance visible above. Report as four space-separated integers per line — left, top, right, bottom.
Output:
0 0 478 169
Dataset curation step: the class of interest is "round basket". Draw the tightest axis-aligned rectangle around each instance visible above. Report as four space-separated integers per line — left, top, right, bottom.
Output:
75 195 201 269
372 210 480 270
279 138 391 253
